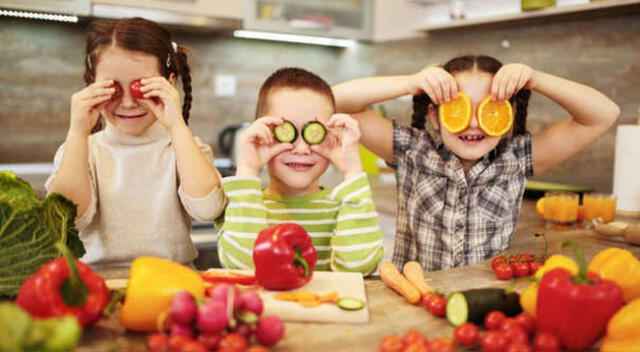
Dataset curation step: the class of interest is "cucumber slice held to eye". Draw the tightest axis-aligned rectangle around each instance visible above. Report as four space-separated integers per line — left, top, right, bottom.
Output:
273 120 297 143
302 121 327 145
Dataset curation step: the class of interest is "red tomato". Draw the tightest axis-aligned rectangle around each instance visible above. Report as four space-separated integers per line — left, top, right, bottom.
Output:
514 313 536 335
508 255 519 262
197 333 223 350
181 340 207 352
219 333 248 351
513 261 530 278
110 82 123 100
147 333 169 352
379 335 404 352
130 79 145 99
491 256 507 269
499 318 522 332
505 341 532 352
502 326 528 344
484 311 507 330
168 334 193 352
423 293 447 317
426 338 454 352
518 253 534 262
481 331 509 352
402 342 428 352
528 261 543 275
402 330 428 346
453 322 479 346
247 346 271 352
533 332 561 352
493 262 513 280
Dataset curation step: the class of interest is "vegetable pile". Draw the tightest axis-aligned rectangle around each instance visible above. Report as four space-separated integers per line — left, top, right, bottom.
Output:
0 171 85 297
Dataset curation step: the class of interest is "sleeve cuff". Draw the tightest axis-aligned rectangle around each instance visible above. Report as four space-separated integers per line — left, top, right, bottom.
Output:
329 172 370 202
179 185 227 222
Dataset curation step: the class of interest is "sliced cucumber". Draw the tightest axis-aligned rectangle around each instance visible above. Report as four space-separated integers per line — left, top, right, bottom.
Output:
301 121 327 145
336 297 365 311
445 288 521 326
274 120 297 143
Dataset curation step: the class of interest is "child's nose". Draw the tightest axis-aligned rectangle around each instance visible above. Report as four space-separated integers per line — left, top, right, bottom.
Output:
469 109 479 129
120 90 138 108
291 136 311 154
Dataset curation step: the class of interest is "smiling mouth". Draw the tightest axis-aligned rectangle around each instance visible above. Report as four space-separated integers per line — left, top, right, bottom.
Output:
285 162 314 171
459 134 485 142
117 113 146 119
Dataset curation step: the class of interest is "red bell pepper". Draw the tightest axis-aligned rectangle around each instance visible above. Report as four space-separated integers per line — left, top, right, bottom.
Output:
253 223 317 290
200 271 256 286
536 241 623 350
16 243 109 327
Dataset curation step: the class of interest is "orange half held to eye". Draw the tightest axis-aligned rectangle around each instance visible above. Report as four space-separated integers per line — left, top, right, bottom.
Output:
439 92 472 134
478 96 514 137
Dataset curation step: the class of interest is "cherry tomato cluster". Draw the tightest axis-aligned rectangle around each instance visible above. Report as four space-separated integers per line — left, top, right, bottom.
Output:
476 311 561 352
147 284 284 352
379 330 455 352
422 292 447 317
110 79 145 101
491 253 543 280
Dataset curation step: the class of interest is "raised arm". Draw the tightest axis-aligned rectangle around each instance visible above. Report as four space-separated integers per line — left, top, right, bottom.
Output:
492 65 620 175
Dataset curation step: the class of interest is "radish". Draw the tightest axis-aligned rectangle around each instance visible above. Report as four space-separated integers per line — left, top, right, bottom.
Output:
170 323 194 338
208 284 242 311
170 291 197 325
239 290 264 316
197 299 229 333
256 316 285 346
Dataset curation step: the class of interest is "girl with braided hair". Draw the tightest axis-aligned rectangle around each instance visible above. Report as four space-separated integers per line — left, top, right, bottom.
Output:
333 55 619 270
46 17 226 268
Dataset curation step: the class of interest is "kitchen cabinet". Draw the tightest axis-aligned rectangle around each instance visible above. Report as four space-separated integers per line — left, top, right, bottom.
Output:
244 0 424 41
0 0 90 16
91 0 243 29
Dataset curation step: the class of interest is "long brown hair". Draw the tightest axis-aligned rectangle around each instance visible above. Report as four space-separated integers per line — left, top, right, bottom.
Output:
255 67 336 119
411 55 530 137
84 17 193 132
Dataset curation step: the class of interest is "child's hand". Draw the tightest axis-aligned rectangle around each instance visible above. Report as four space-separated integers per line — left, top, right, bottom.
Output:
69 79 115 135
136 77 185 132
311 114 363 180
408 66 458 105
491 63 535 102
236 117 294 177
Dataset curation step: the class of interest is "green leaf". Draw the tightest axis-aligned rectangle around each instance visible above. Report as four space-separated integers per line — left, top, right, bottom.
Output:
0 172 85 297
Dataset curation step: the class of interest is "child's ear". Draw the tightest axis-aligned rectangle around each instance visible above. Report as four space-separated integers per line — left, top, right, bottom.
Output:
168 73 176 85
428 104 439 131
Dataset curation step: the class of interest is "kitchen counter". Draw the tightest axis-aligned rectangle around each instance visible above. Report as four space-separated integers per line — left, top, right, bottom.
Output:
78 198 640 352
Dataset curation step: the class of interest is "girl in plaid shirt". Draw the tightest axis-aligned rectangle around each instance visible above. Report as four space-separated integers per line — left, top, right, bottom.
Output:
333 55 619 270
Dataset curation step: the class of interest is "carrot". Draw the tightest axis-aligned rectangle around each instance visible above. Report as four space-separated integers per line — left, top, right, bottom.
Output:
402 261 433 297
379 261 421 304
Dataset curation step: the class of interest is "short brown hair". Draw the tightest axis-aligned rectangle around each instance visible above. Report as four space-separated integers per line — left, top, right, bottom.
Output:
255 67 336 118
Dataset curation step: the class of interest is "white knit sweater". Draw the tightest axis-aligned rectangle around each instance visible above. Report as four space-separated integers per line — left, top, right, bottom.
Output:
46 121 226 268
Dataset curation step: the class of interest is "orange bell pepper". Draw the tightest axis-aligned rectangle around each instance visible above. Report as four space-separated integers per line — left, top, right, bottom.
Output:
600 298 640 351
120 257 204 332
588 247 640 302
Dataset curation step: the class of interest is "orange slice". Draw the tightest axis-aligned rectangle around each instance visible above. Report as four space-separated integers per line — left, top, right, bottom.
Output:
478 95 514 137
439 92 472 134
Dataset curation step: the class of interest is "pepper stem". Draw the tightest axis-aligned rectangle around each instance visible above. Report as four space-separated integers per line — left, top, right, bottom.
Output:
56 242 89 307
561 240 593 285
294 248 310 278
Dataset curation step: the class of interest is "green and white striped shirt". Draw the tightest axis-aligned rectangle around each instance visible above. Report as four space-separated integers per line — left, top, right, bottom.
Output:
216 172 384 275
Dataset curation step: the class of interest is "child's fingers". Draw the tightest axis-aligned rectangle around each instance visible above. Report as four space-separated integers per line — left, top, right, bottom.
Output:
423 74 444 104
435 70 455 103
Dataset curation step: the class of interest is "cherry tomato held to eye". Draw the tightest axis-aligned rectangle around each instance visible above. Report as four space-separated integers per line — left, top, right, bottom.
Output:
130 79 145 99
110 82 123 100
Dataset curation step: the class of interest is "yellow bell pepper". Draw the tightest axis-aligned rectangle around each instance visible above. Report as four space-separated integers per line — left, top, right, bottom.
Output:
588 247 640 302
120 256 205 332
518 254 578 317
600 298 640 351
534 254 579 280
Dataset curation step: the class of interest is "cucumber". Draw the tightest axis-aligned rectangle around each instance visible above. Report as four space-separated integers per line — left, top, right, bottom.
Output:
336 297 365 311
446 288 521 326
301 121 326 145
274 120 297 143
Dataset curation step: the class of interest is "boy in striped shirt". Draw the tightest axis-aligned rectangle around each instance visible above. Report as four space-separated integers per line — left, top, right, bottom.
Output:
216 67 384 275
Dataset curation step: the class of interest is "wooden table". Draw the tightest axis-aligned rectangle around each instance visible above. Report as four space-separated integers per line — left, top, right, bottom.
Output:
78 201 640 351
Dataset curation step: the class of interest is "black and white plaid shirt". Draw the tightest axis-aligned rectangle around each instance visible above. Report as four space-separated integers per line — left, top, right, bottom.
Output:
390 125 533 271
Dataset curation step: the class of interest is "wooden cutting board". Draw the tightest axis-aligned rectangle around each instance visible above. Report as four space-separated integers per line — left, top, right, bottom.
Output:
107 270 369 324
